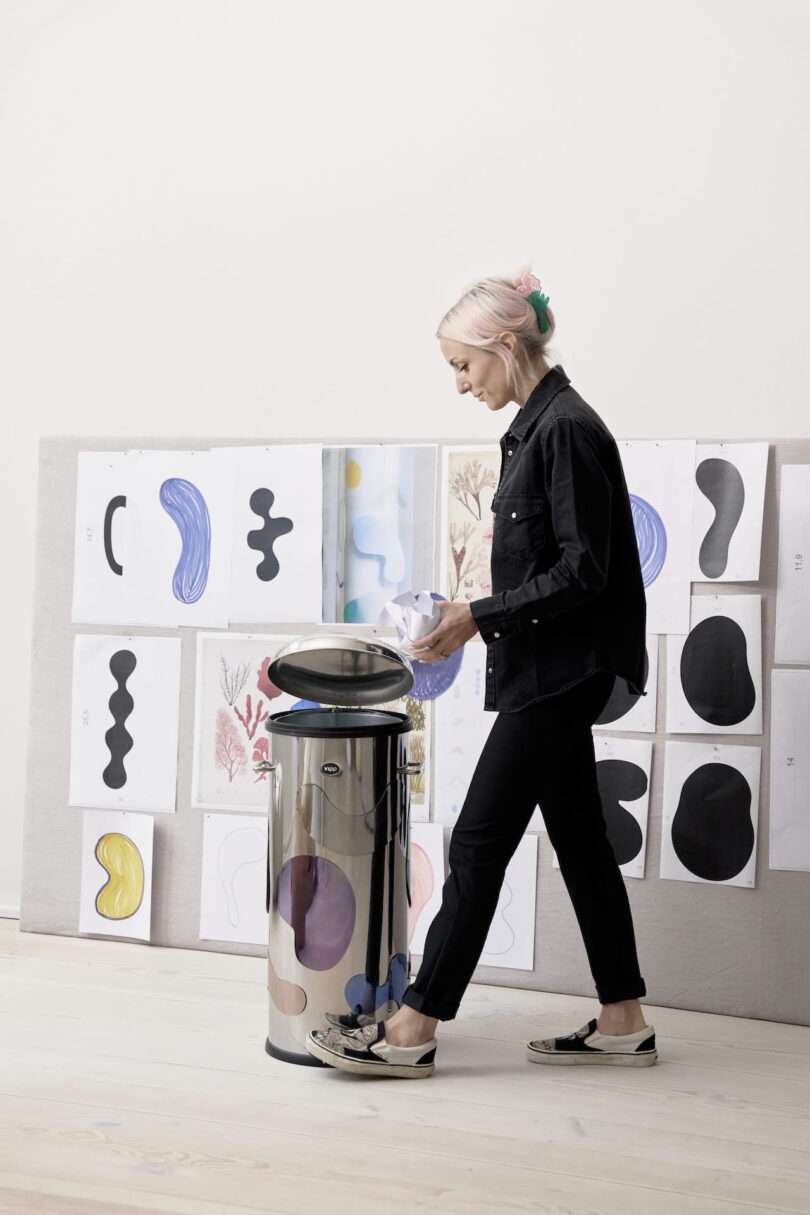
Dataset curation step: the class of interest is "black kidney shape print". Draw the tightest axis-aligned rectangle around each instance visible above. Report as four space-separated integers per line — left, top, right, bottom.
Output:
696 457 745 578
594 647 650 725
596 759 646 865
680 615 755 726
671 762 755 880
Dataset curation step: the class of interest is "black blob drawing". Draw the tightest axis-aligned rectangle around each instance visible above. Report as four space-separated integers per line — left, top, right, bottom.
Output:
102 649 137 789
103 495 126 576
696 458 745 578
596 759 647 866
594 647 650 725
246 488 294 581
680 616 756 726
671 762 755 881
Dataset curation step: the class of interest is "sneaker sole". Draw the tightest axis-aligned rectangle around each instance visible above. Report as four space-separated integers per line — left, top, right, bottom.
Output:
305 1033 435 1079
527 1045 658 1066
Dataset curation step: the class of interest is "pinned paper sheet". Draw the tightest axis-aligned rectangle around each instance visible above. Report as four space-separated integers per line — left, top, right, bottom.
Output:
191 632 313 812
775 464 810 664
211 444 324 625
660 741 760 887
433 642 545 833
69 634 181 813
199 813 269 944
407 822 445 955
666 595 762 735
691 442 768 582
592 633 659 733
769 670 810 872
440 444 500 603
322 444 438 624
479 833 538 971
79 809 154 941
618 440 696 634
552 736 653 878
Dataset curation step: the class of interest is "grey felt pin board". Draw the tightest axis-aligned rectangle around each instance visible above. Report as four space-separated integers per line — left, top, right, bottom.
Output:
19 437 810 1027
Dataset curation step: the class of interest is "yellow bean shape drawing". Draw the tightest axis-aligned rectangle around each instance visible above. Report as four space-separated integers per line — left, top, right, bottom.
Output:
95 832 144 920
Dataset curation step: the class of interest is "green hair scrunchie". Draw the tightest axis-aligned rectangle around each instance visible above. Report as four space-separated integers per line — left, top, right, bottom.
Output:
527 290 551 334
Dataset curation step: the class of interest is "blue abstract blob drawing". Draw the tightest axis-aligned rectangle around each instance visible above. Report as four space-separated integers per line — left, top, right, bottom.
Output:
159 477 212 604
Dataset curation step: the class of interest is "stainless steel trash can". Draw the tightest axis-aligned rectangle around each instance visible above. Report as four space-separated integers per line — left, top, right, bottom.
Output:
258 633 423 1066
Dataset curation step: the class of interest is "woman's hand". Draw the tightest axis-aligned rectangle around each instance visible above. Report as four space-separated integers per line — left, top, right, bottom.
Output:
406 600 480 663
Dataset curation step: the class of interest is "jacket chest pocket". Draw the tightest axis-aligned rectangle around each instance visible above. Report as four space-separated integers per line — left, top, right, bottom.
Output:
491 494 546 559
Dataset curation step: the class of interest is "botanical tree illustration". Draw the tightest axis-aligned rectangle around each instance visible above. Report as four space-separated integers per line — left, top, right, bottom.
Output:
448 523 492 600
450 460 497 520
219 656 250 705
215 709 247 782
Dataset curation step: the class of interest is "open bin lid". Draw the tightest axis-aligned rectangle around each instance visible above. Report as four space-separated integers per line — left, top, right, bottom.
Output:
266 633 415 706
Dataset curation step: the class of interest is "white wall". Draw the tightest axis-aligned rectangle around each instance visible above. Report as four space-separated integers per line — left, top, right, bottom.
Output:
1 0 808 916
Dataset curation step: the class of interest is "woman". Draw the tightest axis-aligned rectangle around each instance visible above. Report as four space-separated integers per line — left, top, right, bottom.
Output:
306 269 657 1079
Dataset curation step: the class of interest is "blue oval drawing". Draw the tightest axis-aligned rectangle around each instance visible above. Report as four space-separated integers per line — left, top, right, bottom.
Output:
159 477 211 604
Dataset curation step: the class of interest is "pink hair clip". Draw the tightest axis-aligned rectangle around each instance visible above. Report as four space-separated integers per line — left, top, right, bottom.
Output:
515 270 551 333
515 270 544 297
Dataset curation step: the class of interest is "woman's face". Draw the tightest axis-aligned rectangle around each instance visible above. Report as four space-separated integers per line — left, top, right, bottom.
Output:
439 337 513 412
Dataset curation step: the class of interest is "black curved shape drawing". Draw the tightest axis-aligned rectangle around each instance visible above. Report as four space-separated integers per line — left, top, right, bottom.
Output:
103 495 126 576
247 488 294 582
696 458 745 578
102 649 137 789
680 615 756 726
594 648 650 725
671 762 755 881
596 759 647 866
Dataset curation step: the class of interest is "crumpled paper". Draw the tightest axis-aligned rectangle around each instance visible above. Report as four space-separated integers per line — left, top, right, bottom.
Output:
379 590 442 655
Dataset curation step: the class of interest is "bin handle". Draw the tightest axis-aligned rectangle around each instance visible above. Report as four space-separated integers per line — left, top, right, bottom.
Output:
254 759 279 912
395 761 423 910
396 761 423 777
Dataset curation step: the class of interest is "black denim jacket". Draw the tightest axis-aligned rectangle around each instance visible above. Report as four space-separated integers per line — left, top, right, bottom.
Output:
469 365 647 712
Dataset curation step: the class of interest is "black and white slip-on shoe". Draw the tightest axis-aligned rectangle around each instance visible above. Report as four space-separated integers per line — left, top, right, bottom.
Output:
306 1021 437 1078
527 1017 658 1066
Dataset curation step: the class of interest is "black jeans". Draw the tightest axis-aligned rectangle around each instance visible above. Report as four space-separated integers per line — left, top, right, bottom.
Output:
401 669 647 1020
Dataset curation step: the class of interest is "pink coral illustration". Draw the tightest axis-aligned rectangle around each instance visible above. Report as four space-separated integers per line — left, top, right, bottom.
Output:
215 709 247 782
233 693 268 741
257 657 285 701
252 736 270 782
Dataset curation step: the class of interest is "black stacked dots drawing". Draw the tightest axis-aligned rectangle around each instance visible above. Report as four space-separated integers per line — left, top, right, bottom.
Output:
247 488 294 581
103 649 137 789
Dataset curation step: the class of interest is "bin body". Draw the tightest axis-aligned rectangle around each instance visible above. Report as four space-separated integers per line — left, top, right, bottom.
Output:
264 707 414 1065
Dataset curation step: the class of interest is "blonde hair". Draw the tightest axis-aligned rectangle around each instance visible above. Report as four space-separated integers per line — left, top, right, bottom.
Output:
436 267 556 393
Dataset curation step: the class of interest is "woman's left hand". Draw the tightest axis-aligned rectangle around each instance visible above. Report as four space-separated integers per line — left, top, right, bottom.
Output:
406 600 480 663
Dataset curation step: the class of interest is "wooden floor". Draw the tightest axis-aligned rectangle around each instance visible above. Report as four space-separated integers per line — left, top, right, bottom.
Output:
0 920 808 1215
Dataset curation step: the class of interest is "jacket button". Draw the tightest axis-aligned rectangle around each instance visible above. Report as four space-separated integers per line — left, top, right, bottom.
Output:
507 449 512 455
488 667 493 673
493 631 500 638
532 618 538 623
511 511 517 518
